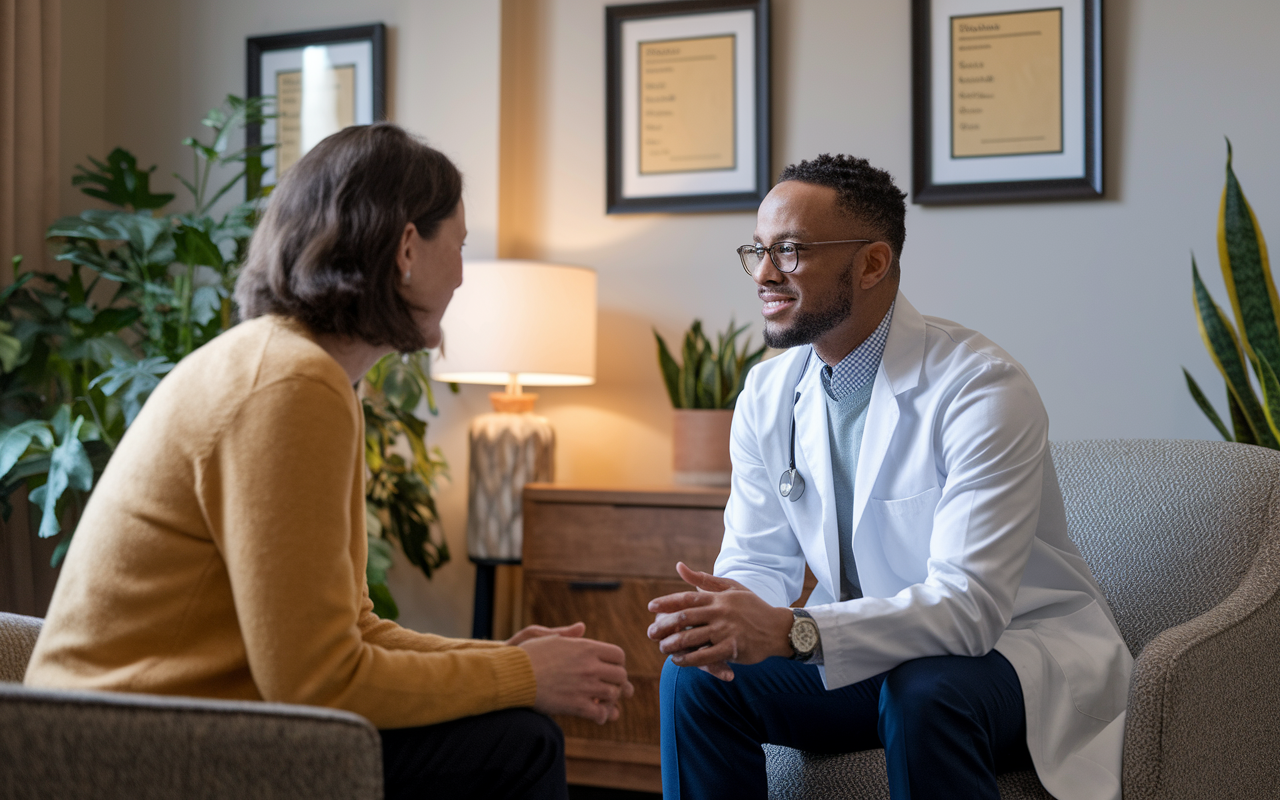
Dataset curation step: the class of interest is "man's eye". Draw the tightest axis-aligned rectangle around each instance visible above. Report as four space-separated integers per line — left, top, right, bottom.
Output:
776 243 798 255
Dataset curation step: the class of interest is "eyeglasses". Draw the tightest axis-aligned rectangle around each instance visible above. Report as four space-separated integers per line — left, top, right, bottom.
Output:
736 239 872 275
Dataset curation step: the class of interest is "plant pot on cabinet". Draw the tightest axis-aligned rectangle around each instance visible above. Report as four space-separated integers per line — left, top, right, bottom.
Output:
672 409 733 486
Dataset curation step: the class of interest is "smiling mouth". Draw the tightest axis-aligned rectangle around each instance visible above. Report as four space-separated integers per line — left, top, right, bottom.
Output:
761 297 796 317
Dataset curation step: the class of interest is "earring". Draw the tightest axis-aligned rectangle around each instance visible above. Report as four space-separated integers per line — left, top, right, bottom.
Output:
402 269 411 286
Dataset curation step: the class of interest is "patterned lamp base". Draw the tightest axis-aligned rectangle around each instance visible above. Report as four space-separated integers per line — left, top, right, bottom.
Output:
466 408 555 562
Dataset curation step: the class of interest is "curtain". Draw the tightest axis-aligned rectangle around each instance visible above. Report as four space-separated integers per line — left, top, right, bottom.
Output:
0 0 61 616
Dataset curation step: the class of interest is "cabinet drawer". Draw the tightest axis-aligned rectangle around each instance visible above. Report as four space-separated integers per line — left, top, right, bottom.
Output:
523 501 724 578
524 574 687 745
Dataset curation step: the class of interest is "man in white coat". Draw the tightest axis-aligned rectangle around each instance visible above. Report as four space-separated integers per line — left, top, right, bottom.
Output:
648 155 1131 800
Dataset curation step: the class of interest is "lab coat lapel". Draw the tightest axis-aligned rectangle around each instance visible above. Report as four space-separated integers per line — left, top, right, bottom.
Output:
851 293 927 542
791 353 841 596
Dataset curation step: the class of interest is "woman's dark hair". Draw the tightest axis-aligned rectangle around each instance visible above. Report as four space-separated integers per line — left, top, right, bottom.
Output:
235 123 462 351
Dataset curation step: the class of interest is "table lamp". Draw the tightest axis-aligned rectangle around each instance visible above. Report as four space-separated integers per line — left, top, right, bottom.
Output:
434 259 597 638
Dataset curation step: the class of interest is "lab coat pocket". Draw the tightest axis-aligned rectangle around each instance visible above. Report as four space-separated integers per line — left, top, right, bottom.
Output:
1033 601 1128 722
868 486 942 583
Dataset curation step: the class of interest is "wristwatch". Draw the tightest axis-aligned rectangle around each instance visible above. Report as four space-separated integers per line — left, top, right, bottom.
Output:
788 608 821 662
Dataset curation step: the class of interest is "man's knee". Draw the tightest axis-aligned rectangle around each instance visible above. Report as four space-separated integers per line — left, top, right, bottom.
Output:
878 655 975 727
661 656 735 714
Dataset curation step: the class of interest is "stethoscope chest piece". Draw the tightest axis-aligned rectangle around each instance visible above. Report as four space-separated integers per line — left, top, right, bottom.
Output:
779 468 805 501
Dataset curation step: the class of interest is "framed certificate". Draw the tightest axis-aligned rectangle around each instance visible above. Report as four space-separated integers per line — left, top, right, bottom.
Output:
606 0 771 214
246 24 386 195
911 0 1102 204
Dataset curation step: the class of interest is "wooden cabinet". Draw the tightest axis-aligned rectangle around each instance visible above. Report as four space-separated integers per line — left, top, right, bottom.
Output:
520 484 730 794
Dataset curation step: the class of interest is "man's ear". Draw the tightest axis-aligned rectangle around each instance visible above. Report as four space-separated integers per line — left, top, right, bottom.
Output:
859 242 894 289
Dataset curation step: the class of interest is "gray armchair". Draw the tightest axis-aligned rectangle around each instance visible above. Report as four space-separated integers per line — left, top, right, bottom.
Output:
766 439 1280 800
0 613 382 799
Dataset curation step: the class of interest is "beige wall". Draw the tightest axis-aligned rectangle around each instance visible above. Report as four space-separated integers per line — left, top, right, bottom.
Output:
59 0 1280 637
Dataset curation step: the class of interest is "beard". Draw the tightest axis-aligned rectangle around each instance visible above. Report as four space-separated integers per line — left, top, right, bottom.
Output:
761 265 855 349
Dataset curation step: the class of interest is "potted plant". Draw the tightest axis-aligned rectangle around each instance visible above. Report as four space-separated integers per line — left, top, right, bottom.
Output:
654 320 766 485
1184 141 1280 449
0 96 450 618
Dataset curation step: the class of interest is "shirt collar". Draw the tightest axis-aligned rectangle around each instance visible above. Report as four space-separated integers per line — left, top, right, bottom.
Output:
819 301 895 402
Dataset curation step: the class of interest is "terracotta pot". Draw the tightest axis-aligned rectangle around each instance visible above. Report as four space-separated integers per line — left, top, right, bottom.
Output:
672 409 733 486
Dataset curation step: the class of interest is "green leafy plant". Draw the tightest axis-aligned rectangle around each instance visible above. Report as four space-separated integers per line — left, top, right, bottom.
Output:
1184 141 1280 447
655 320 766 409
362 351 453 619
1 97 453 615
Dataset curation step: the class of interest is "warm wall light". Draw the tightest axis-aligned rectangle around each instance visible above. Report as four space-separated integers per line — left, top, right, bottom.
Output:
434 260 597 637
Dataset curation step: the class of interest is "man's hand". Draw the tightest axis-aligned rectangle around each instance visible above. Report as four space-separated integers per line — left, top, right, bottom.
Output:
506 621 585 647
519 632 635 725
647 562 794 681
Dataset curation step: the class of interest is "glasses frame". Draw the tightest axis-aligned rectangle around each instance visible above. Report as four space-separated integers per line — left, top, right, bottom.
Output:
737 239 872 275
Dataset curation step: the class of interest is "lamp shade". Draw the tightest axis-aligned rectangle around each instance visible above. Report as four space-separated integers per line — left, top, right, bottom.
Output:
434 260 597 386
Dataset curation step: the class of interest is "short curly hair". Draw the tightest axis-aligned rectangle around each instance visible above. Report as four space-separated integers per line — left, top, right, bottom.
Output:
778 154 907 270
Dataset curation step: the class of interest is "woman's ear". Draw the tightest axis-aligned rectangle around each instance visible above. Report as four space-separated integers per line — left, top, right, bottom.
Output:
396 222 418 285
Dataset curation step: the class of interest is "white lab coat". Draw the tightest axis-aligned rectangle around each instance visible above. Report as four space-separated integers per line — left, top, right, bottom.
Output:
716 293 1131 800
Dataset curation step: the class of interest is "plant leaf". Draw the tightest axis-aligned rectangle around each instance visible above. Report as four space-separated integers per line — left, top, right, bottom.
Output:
1218 140 1280 381
33 411 92 538
90 356 175 425
0 420 54 478
654 330 683 408
1183 368 1232 441
1192 256 1276 447
1227 383 1258 445
71 148 175 210
1255 350 1280 442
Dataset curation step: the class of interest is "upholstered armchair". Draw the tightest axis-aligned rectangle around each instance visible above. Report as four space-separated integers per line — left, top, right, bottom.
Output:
766 439 1280 800
0 612 382 799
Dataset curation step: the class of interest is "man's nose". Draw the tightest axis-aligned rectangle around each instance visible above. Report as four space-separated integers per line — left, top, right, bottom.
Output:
751 252 785 284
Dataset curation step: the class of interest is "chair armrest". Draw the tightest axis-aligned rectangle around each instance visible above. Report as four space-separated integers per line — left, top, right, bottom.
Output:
1122 528 1280 800
0 684 382 800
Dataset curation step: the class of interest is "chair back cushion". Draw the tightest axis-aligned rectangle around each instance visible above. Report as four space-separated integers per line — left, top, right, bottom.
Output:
1050 439 1280 655
0 612 42 682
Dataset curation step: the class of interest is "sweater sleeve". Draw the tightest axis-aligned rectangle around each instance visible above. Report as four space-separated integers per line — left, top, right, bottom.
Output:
202 376 537 727
357 586 507 651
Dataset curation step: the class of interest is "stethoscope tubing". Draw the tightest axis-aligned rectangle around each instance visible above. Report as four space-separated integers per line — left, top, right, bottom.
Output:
779 348 814 502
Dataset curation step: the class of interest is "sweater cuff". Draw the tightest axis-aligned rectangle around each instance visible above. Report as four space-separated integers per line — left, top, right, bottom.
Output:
489 645 539 709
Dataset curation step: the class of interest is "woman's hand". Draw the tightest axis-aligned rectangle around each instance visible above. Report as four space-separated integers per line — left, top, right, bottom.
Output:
519 633 635 725
505 621 586 647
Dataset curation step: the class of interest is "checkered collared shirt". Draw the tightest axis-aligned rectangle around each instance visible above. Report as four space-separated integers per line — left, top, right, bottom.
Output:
819 302 895 402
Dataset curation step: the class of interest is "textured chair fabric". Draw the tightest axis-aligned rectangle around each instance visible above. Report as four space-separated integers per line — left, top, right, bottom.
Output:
0 613 383 800
766 439 1280 800
0 611 41 682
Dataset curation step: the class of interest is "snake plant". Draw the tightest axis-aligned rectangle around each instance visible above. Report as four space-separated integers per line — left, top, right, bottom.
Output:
1184 141 1280 448
655 319 766 410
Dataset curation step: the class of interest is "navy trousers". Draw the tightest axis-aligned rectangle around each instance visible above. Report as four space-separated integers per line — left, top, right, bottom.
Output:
659 650 1032 800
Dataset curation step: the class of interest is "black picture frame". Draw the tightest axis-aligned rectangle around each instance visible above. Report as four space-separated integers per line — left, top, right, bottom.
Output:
911 0 1102 205
606 0 770 214
246 23 386 196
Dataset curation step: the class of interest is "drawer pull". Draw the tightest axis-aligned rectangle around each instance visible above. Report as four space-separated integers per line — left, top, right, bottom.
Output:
569 580 622 591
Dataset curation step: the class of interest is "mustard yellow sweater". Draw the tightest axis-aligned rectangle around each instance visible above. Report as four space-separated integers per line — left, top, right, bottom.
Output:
24 315 537 728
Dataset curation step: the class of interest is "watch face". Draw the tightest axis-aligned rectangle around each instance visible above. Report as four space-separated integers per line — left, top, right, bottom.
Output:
791 617 819 655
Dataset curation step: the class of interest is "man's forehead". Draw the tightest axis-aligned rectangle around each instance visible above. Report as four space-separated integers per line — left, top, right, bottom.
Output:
754 181 851 240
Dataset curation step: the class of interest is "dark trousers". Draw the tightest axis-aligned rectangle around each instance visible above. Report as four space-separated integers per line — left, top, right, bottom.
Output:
380 708 568 800
660 651 1032 800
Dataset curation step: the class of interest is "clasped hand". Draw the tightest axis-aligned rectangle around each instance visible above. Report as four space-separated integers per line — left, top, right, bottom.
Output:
646 562 794 681
507 622 635 725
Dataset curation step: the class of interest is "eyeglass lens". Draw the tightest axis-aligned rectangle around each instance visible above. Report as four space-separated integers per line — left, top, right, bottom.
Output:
738 242 799 274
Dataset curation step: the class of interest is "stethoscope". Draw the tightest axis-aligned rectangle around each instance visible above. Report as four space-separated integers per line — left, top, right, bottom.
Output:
779 348 815 502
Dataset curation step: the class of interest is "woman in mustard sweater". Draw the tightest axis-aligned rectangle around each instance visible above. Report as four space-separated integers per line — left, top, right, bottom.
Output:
25 123 632 799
